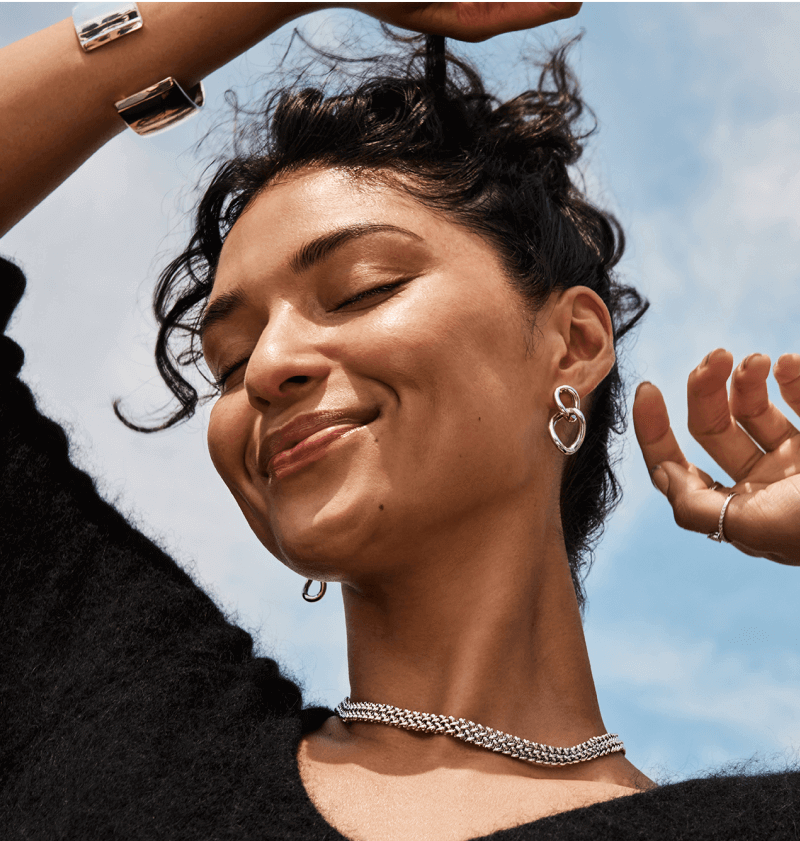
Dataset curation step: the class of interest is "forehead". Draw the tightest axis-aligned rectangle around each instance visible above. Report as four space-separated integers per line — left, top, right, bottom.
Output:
213 167 491 293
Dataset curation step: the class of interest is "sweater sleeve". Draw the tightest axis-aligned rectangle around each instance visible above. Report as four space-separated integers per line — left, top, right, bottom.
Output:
0 256 336 839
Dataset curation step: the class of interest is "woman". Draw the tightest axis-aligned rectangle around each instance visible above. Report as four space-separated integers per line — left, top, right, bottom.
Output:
1 3 798 839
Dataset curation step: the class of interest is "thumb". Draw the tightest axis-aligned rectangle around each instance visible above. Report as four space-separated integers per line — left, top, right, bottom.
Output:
652 460 726 535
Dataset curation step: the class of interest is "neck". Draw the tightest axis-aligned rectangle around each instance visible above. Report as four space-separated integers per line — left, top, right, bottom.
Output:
340 499 606 763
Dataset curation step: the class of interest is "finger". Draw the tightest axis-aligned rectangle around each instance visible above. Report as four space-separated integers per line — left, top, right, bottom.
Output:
656 467 800 565
633 382 726 493
716 482 800 566
633 381 691 475
370 2 583 42
687 348 763 482
452 2 582 40
774 353 800 419
653 460 735 535
729 353 798 451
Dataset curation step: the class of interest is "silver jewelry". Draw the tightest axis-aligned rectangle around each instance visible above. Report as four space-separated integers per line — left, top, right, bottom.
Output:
302 579 327 602
73 2 142 52
548 385 586 455
707 492 738 543
336 698 625 767
115 77 205 137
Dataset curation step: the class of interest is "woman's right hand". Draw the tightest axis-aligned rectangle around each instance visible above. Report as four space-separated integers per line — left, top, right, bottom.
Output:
352 3 581 42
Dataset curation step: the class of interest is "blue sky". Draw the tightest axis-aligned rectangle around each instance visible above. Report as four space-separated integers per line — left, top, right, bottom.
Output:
2 3 799 782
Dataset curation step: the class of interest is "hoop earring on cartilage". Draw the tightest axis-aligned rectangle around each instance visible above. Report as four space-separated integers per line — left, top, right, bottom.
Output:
548 385 586 456
302 579 327 602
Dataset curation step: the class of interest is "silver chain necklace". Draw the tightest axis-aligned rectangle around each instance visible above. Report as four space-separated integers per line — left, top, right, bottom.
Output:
335 697 625 767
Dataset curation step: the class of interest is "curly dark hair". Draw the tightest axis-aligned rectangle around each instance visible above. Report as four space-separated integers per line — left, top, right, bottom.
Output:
117 32 648 612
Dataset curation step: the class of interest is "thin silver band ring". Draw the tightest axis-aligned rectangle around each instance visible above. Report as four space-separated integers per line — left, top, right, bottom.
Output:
707 492 738 543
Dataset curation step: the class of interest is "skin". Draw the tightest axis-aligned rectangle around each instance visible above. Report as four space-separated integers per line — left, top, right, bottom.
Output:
7 1 797 837
202 167 654 840
0 2 582 235
202 169 800 839
634 351 800 566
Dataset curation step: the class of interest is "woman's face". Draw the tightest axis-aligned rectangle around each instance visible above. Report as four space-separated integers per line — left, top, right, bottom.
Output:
203 167 561 582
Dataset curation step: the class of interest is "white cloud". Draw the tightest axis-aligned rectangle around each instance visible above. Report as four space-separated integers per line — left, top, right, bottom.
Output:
591 621 800 753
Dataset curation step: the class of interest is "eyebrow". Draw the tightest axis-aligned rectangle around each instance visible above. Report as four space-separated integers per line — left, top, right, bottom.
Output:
288 222 422 274
199 223 423 342
198 287 251 345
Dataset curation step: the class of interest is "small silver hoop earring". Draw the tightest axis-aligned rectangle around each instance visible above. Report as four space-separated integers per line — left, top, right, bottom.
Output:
302 579 327 602
548 385 586 456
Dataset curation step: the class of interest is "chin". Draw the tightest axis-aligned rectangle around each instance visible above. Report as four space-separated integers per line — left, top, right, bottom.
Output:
264 460 394 580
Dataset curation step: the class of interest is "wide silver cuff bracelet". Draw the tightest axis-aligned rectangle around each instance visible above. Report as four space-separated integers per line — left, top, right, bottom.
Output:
73 2 142 52
115 77 205 137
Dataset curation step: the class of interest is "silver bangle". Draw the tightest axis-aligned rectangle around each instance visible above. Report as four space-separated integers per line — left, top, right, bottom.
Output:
115 77 205 137
73 2 142 52
74 3 203 136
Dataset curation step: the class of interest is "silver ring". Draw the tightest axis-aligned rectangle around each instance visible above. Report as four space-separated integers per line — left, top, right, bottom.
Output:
707 492 737 543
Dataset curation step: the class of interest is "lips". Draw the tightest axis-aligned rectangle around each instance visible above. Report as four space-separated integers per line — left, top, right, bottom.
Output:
260 407 379 478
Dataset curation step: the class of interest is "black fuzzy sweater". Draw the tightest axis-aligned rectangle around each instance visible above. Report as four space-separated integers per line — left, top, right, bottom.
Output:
1 255 798 840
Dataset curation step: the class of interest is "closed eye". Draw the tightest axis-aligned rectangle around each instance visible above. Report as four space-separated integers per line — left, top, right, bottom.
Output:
334 280 408 311
213 280 409 391
214 356 249 391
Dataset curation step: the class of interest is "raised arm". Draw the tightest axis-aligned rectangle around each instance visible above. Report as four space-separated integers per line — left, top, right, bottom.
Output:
0 3 326 236
0 1 580 237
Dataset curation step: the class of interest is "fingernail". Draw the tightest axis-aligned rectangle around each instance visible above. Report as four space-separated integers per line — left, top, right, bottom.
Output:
701 353 711 367
741 353 763 371
635 381 652 396
650 464 669 495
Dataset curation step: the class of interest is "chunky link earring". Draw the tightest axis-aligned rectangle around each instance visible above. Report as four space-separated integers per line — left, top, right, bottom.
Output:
302 579 327 602
548 386 586 455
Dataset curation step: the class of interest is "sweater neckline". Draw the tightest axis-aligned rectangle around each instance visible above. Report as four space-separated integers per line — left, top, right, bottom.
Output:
289 713 650 840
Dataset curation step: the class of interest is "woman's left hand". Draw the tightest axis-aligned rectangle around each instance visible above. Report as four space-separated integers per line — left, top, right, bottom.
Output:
351 3 582 43
633 349 800 566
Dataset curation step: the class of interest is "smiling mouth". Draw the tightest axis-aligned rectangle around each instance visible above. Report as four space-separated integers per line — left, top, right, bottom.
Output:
266 412 378 480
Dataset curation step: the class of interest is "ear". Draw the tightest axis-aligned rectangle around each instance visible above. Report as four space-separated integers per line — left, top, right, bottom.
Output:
547 286 615 400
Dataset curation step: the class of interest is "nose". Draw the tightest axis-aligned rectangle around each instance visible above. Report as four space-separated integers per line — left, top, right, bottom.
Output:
244 304 331 411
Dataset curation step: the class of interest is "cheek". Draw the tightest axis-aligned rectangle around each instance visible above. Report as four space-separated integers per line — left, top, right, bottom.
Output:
206 397 244 482
383 288 533 416
206 393 252 520
348 287 543 489
207 396 281 545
